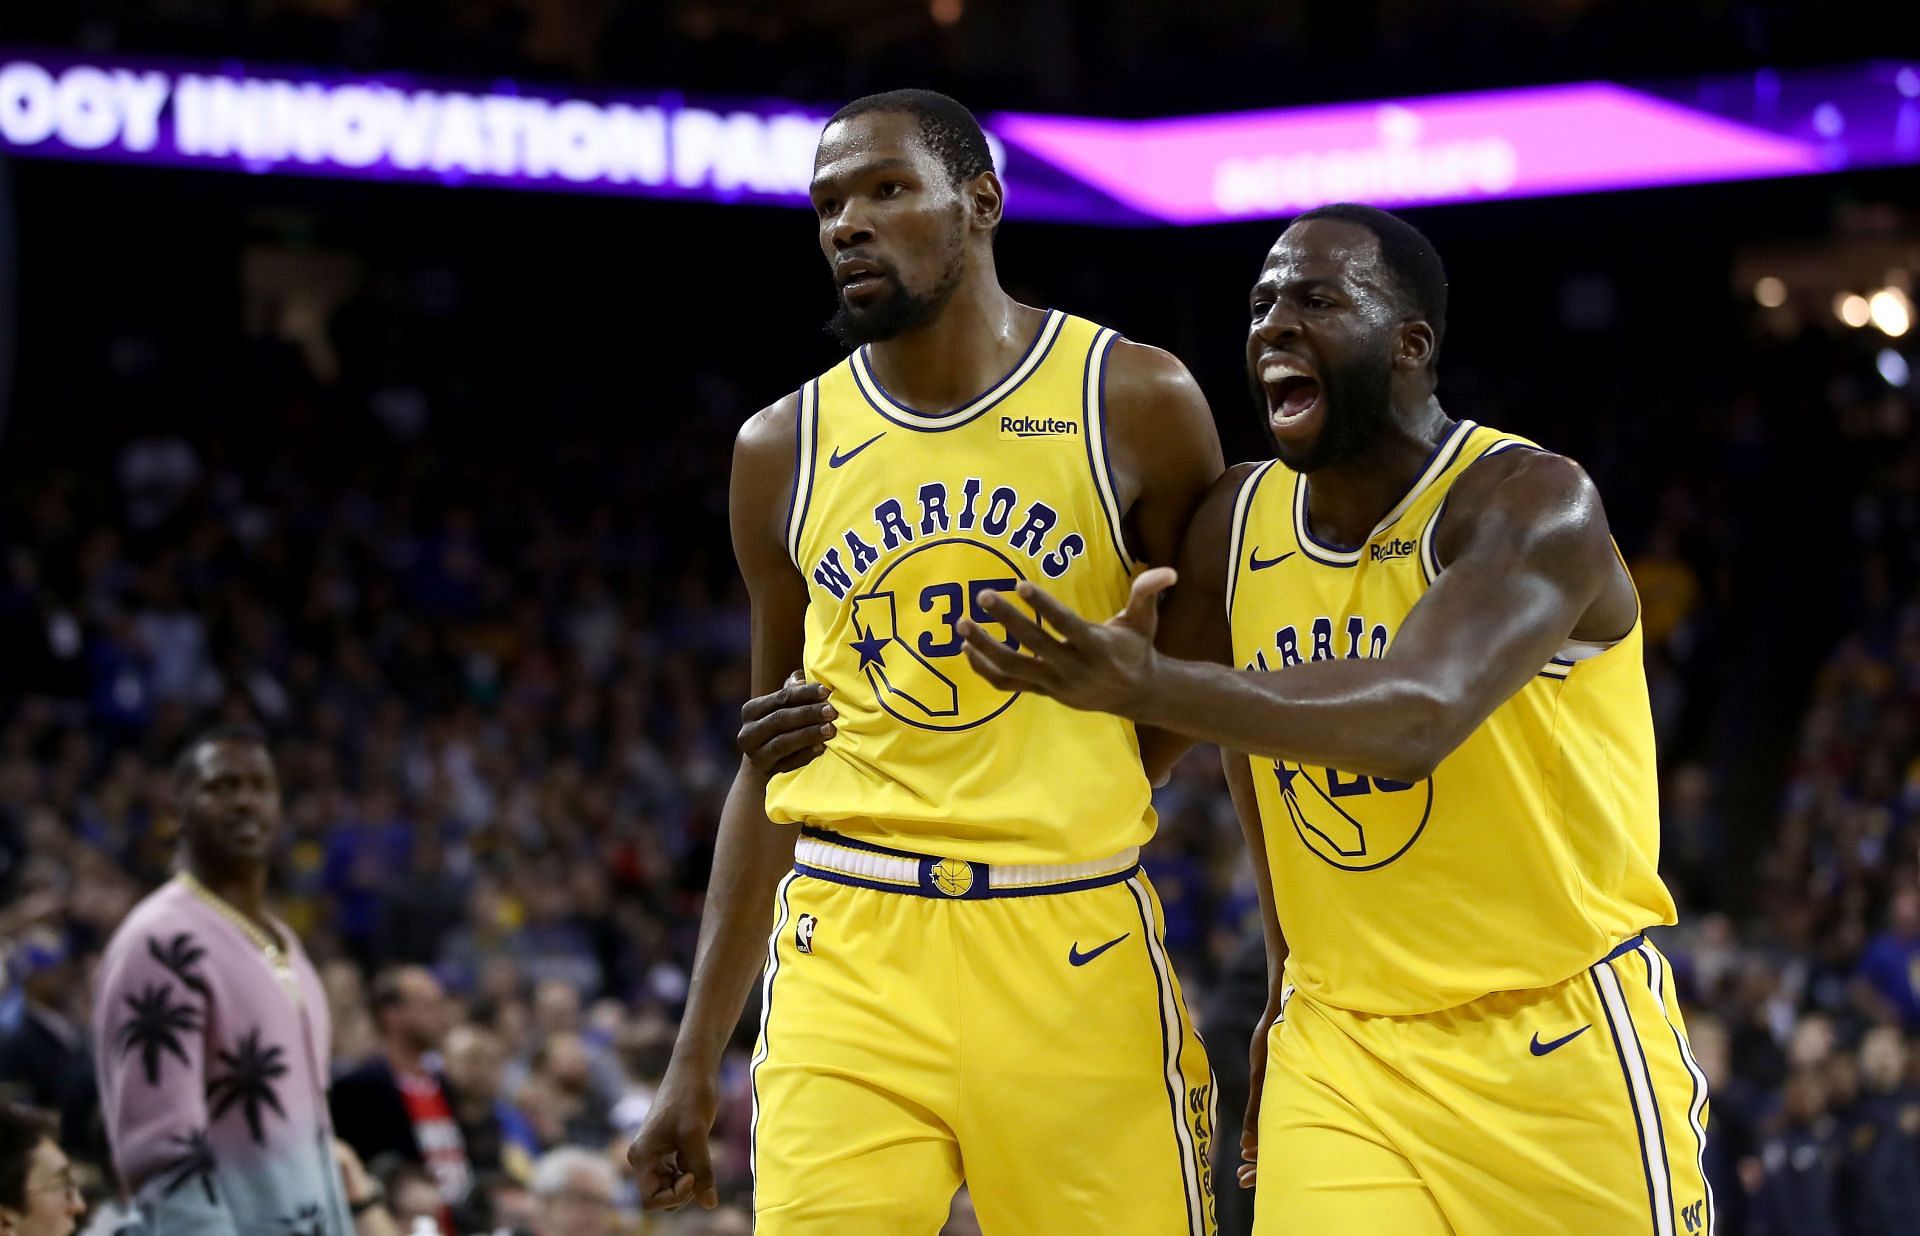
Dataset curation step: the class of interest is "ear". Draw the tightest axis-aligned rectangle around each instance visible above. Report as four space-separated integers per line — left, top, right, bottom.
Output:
967 170 1006 234
1396 320 1436 373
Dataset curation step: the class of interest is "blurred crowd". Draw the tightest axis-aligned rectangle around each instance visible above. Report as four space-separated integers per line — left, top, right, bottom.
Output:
2 0 1914 116
0 101 1916 1235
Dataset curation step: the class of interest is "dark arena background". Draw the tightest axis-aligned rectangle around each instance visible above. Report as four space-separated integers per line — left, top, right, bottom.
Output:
1 3 1919 1234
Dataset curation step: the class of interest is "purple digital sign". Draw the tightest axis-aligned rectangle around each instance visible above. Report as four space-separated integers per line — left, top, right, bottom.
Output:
0 51 1915 225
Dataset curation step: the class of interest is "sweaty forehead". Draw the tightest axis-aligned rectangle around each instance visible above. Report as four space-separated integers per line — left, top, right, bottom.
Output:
1256 219 1388 293
811 112 938 186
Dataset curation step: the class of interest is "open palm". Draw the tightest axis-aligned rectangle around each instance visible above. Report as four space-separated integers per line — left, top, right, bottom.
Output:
958 568 1174 719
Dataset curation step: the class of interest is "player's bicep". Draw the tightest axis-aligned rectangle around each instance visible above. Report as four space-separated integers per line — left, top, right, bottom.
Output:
1141 465 1253 781
729 394 811 696
1386 452 1616 740
1159 463 1258 666
1104 341 1225 568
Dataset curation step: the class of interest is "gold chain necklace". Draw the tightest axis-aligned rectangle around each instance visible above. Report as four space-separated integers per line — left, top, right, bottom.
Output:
175 871 302 1005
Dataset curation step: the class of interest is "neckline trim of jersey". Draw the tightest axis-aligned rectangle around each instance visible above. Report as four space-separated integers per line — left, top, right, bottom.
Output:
849 308 1066 432
1293 419 1477 567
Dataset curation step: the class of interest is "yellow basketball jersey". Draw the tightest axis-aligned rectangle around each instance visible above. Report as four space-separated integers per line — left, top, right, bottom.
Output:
764 310 1154 865
1225 420 1677 1016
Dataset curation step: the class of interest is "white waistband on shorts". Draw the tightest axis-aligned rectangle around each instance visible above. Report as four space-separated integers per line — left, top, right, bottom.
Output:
793 828 1141 898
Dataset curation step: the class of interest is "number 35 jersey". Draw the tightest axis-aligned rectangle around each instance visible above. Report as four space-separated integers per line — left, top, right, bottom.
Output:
764 310 1154 866
1225 421 1678 1016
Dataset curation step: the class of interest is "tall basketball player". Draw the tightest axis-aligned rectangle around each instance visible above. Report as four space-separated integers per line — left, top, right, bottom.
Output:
625 90 1225 1234
956 205 1713 1234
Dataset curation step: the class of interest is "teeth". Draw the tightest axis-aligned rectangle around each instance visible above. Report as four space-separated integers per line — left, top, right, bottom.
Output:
1261 358 1311 383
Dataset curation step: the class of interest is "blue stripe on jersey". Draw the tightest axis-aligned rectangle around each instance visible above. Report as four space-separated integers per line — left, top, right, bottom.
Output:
1125 878 1205 1236
1592 966 1663 1235
1080 329 1132 573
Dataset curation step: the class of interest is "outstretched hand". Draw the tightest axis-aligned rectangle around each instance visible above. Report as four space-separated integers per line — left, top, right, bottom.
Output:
959 567 1176 719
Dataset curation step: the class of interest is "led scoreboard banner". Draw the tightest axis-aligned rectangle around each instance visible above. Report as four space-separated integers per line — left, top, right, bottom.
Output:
0 51 1915 225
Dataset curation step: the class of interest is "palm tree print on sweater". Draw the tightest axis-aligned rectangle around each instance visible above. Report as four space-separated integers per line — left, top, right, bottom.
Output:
205 1028 290 1146
116 983 201 1086
146 933 214 1004
154 1129 219 1206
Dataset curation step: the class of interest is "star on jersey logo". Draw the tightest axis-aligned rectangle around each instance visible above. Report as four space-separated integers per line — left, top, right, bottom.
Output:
849 623 891 670
1273 761 1300 795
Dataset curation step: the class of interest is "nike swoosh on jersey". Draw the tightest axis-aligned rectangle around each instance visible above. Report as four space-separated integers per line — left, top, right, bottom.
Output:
1529 1025 1591 1056
1068 933 1130 966
1248 548 1296 571
829 432 886 468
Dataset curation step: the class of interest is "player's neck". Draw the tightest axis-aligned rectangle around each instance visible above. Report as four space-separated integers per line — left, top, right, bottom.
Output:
864 282 1042 416
1304 396 1451 546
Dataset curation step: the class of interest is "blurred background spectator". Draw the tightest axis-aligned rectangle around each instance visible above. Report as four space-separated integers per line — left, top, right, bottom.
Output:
0 2 1917 1234
0 1102 86 1236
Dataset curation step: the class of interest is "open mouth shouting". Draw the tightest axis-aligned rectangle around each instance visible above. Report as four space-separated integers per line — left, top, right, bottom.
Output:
1259 353 1324 444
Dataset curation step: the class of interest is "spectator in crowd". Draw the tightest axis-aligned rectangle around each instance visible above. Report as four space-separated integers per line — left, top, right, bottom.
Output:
0 934 94 1158
333 1141 402 1236
441 1024 537 1183
0 1103 85 1236
605 1014 674 1142
1838 1026 1920 1233
475 1173 536 1235
1753 1067 1843 1236
330 967 475 1213
92 727 355 1233
1853 878 1920 1029
379 1162 443 1233
517 1035 611 1152
321 960 380 1071
527 1149 615 1236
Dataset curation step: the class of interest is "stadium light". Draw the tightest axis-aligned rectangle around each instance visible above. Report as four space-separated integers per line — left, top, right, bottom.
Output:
1868 288 1912 337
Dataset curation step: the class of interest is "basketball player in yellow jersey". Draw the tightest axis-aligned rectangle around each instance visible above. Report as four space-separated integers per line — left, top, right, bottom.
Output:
625 90 1225 1234
959 204 1714 1235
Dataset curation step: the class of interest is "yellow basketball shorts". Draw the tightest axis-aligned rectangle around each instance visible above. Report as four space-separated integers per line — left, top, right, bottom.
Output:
1255 935 1712 1235
750 827 1217 1235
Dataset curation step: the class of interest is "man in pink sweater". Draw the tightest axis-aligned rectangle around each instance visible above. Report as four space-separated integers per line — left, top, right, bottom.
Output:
93 726 359 1234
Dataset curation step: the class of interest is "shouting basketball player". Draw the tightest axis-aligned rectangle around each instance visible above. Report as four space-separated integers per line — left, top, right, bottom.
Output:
949 204 1712 1235
625 90 1226 1233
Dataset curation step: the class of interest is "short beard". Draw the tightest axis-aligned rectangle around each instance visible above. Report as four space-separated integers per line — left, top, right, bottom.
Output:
1253 350 1396 473
826 241 965 348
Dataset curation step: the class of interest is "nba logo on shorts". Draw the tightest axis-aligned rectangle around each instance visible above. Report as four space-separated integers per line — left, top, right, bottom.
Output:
796 913 817 954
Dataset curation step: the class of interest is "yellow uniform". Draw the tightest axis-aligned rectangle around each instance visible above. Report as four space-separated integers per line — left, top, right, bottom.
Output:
755 310 1215 1234
1226 420 1711 1235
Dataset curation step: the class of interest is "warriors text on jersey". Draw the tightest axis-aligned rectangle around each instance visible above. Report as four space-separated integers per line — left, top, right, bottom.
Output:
764 309 1153 865
1225 420 1678 1015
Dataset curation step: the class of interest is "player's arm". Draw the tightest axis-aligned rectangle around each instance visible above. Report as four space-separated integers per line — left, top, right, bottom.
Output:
1099 340 1227 783
1221 747 1289 1190
628 393 810 1213
962 449 1636 782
